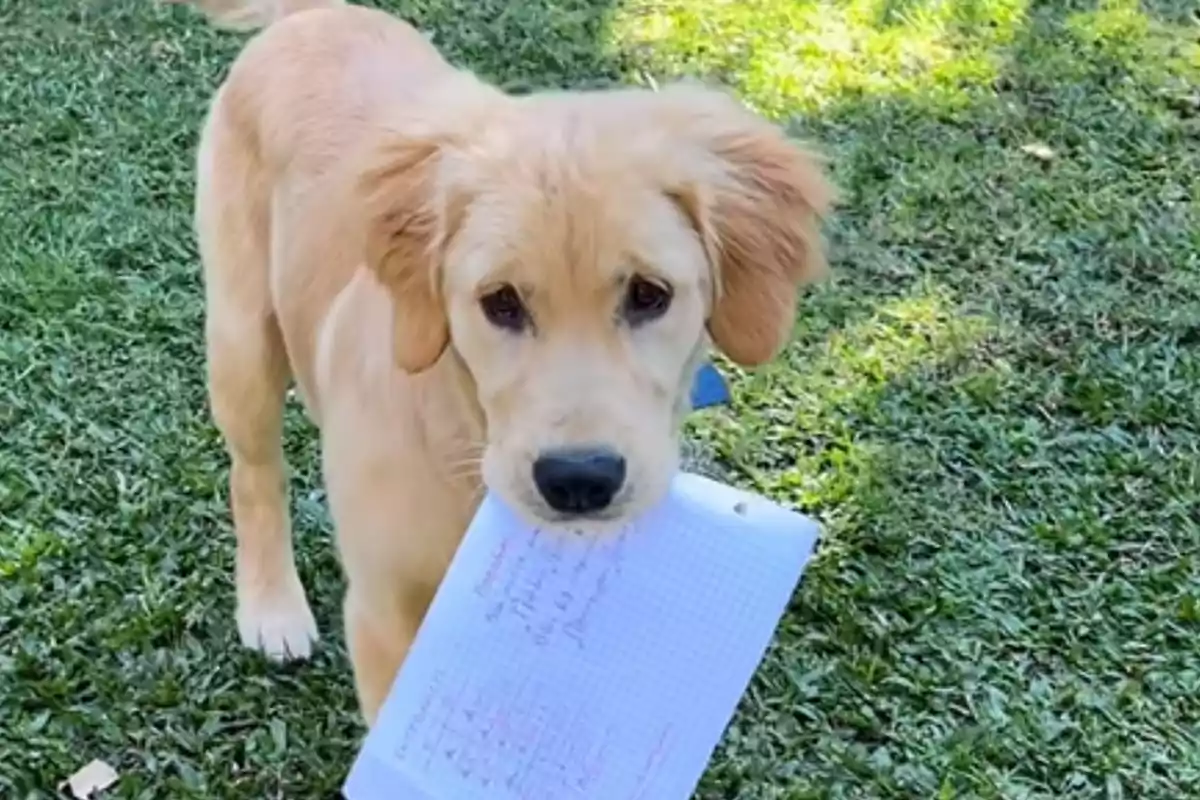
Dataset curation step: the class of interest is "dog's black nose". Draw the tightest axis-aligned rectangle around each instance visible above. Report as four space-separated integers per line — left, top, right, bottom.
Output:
532 446 626 515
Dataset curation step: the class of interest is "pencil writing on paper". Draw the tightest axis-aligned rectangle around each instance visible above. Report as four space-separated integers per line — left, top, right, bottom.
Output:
391 671 624 797
474 524 632 650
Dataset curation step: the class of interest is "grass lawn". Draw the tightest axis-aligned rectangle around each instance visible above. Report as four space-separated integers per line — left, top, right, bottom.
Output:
2 0 1198 796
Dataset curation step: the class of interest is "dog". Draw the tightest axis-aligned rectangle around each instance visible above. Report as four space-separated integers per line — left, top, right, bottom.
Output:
169 0 834 725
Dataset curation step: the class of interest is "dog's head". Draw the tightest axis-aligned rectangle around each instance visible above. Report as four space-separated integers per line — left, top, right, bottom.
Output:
357 83 834 529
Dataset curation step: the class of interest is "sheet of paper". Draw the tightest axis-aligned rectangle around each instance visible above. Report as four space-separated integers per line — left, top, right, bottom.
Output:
344 471 820 800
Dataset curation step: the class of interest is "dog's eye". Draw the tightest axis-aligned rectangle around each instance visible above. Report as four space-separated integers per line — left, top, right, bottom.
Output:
623 276 672 326
480 284 529 332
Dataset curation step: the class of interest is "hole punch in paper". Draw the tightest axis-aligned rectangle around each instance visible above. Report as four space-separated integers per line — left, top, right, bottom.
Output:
343 470 820 800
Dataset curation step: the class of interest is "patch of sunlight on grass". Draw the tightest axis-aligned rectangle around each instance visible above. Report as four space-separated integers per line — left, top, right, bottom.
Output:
707 282 997 504
1065 0 1200 81
783 287 994 505
775 282 995 412
610 0 1029 117
0 526 61 579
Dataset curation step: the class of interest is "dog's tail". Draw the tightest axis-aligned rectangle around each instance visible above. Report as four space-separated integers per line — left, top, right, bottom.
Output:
164 0 345 31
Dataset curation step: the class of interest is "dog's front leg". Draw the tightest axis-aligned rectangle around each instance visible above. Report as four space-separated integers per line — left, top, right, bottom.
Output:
344 586 430 727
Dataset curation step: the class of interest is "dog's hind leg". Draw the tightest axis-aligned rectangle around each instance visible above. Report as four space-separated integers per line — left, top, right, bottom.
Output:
197 98 318 661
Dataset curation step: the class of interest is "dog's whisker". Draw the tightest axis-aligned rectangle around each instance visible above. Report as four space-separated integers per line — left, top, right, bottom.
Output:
445 444 486 461
443 456 484 472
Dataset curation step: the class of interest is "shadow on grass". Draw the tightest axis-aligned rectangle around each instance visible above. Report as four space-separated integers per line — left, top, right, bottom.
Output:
376 0 626 90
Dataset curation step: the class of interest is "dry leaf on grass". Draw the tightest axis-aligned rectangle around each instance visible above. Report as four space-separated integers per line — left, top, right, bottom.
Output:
1020 142 1057 162
59 760 119 799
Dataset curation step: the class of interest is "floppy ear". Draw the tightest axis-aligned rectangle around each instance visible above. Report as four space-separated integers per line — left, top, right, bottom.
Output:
358 137 461 373
667 89 835 366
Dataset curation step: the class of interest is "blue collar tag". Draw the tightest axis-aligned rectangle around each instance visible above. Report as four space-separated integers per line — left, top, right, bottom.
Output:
689 361 731 410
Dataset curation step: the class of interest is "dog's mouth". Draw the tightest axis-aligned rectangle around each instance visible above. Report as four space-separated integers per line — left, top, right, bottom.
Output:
524 489 633 528
504 484 640 535
485 466 681 538
539 505 625 527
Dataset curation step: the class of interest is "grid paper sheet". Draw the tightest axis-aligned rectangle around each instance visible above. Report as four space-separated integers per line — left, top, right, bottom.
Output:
344 471 820 800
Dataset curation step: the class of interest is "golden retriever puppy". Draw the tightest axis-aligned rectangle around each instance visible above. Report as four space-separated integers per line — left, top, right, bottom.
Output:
170 0 834 725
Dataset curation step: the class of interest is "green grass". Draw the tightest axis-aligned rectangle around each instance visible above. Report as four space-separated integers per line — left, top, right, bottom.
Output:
2 0 1198 796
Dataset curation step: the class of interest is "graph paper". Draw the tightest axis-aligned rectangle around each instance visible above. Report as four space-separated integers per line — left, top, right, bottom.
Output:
344 471 820 800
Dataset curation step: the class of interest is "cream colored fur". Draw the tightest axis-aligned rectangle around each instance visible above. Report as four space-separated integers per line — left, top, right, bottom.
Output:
171 0 834 725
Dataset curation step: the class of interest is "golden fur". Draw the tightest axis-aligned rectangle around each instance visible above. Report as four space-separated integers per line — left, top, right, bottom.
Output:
170 0 834 725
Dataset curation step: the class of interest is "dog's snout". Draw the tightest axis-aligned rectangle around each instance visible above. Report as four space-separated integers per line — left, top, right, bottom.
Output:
532 446 626 515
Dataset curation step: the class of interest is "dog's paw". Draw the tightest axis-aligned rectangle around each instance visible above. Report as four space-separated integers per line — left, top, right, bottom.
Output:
237 581 319 661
